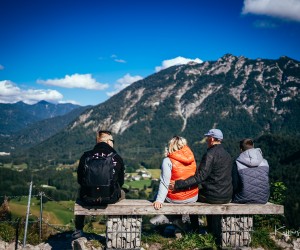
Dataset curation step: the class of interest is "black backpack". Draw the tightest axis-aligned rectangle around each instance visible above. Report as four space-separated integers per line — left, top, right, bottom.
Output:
81 152 116 204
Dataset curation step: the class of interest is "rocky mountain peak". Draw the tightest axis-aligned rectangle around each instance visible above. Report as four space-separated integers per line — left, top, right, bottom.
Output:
69 55 299 137
24 54 299 167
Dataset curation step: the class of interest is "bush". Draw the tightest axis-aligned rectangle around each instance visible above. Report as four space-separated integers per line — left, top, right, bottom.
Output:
0 223 15 242
251 228 281 250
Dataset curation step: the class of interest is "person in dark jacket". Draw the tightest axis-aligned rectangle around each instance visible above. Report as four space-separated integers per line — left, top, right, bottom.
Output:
72 130 125 239
232 138 269 204
170 129 232 235
171 128 233 203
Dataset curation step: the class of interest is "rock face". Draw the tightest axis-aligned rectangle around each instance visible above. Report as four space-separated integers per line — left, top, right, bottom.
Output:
72 237 103 250
68 54 300 136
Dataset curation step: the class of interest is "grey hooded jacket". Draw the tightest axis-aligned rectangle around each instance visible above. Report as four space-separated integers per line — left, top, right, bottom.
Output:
232 148 269 204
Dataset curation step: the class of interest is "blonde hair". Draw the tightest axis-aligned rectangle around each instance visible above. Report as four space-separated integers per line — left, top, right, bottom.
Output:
165 136 187 156
96 130 113 143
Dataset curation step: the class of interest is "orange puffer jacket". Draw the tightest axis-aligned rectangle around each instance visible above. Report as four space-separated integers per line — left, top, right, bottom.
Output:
167 145 198 200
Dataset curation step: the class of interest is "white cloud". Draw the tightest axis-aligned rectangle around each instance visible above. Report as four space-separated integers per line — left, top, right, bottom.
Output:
242 0 300 22
114 59 127 63
0 80 64 104
107 73 143 96
110 54 126 63
0 64 4 70
37 73 109 90
155 56 203 72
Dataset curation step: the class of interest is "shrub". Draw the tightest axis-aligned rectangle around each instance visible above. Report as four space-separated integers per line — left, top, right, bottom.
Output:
0 223 15 242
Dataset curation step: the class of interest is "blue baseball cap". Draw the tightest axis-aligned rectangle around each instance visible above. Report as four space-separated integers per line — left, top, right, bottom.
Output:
204 129 223 140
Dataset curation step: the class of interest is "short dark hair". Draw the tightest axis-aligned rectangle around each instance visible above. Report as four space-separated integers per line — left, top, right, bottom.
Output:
239 138 254 151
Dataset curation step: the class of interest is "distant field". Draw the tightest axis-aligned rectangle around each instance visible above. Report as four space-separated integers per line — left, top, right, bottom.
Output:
124 169 160 189
9 197 74 226
2 163 27 171
125 179 151 189
147 169 161 179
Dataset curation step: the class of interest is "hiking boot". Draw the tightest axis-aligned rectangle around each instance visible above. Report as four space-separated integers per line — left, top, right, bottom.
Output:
72 229 83 239
172 219 187 232
174 228 183 239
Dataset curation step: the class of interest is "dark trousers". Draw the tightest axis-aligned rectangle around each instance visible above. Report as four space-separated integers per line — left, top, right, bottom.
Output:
189 195 231 233
75 190 125 230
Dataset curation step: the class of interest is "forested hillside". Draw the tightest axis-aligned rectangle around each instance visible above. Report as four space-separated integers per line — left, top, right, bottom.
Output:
0 134 299 228
0 101 81 134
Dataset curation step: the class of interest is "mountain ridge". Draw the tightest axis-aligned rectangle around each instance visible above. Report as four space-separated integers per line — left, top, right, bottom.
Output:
0 105 90 152
17 54 299 167
0 100 82 134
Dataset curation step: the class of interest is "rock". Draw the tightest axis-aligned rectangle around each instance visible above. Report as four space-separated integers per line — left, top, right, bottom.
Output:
147 242 163 250
293 238 300 250
5 242 15 250
72 237 88 250
37 242 52 250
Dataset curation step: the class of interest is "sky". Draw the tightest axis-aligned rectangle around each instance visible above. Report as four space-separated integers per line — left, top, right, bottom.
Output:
0 0 300 106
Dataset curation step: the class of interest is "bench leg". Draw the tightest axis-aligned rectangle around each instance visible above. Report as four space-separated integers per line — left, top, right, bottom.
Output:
221 215 253 248
106 215 142 249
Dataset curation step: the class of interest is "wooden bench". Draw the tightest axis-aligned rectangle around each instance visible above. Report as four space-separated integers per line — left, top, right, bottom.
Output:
74 199 284 249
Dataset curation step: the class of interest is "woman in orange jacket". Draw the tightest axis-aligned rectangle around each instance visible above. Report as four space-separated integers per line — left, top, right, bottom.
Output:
153 136 198 209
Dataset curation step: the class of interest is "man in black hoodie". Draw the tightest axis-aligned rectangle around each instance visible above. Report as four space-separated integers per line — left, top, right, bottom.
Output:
73 130 125 239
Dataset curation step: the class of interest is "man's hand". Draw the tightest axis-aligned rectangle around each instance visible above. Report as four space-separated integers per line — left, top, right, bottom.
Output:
169 180 175 190
153 201 163 210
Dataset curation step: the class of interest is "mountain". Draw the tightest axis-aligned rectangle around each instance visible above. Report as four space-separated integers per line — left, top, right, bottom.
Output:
0 105 90 152
2 54 300 228
0 101 82 134
22 54 300 166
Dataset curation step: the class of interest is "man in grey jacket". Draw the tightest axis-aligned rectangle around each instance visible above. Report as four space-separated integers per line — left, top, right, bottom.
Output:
232 138 269 203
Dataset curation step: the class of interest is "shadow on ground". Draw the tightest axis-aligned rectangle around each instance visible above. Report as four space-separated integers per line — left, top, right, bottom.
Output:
46 231 106 250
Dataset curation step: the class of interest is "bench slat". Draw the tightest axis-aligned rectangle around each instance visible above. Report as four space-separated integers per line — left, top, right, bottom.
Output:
74 199 284 216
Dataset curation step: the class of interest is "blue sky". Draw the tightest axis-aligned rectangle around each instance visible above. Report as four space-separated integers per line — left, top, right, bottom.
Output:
1 0 300 106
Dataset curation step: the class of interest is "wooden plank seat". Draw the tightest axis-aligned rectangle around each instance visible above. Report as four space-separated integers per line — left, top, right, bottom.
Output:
74 199 284 249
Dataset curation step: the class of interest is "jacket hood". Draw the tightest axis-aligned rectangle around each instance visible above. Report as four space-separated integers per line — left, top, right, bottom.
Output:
236 148 263 167
168 145 195 165
93 141 116 153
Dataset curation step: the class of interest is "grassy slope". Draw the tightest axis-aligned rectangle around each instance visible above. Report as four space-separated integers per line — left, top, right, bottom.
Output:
9 198 74 225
